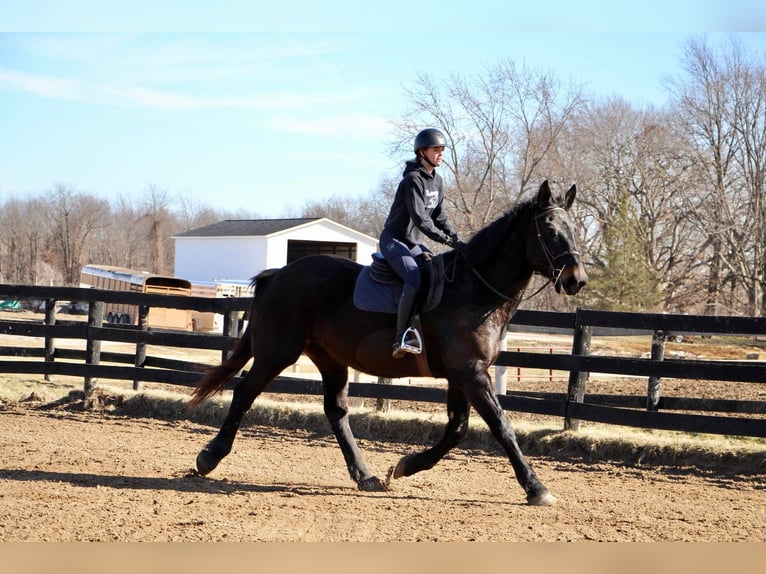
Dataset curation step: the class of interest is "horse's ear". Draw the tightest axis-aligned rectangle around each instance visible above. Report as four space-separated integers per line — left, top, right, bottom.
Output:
537 180 552 208
564 184 577 209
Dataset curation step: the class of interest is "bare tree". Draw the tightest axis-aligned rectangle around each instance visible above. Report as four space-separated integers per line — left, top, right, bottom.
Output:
299 185 390 240
87 195 142 269
42 185 109 285
141 185 172 274
629 119 707 310
668 35 766 315
729 44 766 314
550 98 706 311
392 62 586 237
0 197 48 284
175 191 242 232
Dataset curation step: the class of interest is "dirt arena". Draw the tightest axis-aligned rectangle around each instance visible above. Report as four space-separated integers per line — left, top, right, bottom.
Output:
0 396 764 542
0 321 764 542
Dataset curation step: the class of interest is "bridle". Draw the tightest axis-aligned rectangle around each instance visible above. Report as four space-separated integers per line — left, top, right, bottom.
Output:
457 205 580 303
534 206 581 279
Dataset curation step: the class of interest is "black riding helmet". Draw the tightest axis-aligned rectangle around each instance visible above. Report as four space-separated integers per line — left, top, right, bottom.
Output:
413 128 448 155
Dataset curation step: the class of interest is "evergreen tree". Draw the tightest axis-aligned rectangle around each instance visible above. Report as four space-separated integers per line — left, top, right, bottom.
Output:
579 190 662 311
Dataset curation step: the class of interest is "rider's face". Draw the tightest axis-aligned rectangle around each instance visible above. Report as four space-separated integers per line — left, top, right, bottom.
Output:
422 146 445 166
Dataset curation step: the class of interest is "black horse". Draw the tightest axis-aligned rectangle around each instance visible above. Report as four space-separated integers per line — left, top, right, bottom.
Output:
190 180 587 505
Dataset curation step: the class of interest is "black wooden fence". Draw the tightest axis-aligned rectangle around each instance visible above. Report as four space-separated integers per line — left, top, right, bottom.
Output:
0 284 764 438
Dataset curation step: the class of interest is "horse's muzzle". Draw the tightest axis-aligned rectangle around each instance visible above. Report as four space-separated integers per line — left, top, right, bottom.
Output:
555 265 588 295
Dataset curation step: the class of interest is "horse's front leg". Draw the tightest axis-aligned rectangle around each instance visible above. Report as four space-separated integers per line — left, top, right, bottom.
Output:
313 354 386 492
387 385 470 482
463 365 556 506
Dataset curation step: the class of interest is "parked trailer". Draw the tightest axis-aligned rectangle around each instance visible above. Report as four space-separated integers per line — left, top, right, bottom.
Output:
79 264 193 331
190 279 253 332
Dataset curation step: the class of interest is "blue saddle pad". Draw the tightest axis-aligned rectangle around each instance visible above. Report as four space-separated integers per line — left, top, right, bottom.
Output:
353 256 445 314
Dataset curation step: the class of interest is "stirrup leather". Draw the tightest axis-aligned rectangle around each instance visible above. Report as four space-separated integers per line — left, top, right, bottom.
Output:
395 326 422 355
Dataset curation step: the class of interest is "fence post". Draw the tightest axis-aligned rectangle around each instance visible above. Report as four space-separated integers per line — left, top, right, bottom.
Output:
84 300 104 395
350 370 364 407
376 377 392 413
222 308 241 362
564 313 591 431
549 347 555 383
647 330 665 411
43 299 57 382
494 329 508 395
133 304 150 391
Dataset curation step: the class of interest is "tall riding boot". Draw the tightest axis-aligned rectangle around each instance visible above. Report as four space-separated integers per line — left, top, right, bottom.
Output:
392 284 422 358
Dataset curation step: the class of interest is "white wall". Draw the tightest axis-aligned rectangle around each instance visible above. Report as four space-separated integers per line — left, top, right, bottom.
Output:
174 237 268 282
355 240 377 266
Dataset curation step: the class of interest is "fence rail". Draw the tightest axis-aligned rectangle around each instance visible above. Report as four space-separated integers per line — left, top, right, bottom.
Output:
0 284 764 438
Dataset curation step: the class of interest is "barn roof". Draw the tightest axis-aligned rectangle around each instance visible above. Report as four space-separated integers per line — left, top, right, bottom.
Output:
175 218 321 238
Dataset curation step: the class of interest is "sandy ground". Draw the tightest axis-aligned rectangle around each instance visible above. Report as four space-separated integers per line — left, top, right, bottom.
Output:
0 398 764 542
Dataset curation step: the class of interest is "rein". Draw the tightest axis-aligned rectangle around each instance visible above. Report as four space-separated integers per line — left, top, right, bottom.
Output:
467 263 520 302
454 206 579 303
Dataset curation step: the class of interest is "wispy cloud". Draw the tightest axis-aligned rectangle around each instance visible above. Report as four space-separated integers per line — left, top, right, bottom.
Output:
0 66 365 111
0 34 372 111
0 68 82 100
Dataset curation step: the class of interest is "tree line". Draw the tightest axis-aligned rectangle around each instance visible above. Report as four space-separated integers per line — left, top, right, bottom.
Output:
2 35 764 317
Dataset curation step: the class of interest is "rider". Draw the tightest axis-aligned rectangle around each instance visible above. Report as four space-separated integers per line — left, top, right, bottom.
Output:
380 128 461 358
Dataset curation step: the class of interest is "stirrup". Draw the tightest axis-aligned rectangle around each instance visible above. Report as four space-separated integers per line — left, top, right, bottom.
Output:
392 326 422 358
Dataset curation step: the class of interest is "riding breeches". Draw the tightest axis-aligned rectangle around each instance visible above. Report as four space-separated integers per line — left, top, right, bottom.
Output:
379 229 424 292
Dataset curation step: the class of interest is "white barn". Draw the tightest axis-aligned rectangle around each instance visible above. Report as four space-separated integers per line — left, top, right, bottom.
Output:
173 217 378 282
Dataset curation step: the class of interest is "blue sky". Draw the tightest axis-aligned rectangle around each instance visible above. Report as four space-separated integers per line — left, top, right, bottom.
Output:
1 2 765 217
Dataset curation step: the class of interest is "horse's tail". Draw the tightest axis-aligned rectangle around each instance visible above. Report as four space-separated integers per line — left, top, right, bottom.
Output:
188 269 278 409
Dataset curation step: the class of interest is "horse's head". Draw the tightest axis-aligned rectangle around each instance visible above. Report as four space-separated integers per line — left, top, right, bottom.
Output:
526 180 588 295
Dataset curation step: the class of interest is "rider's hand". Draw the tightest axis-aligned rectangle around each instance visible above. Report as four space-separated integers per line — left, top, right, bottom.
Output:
448 235 465 250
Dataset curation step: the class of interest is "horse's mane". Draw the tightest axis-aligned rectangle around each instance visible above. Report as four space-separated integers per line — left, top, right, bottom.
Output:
461 196 534 268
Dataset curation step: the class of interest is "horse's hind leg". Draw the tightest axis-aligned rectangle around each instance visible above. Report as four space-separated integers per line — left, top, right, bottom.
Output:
196 357 294 476
308 348 386 492
387 385 470 481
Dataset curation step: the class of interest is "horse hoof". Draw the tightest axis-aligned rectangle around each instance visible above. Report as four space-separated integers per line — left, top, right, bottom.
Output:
195 449 219 476
358 476 388 492
527 491 557 506
393 457 409 478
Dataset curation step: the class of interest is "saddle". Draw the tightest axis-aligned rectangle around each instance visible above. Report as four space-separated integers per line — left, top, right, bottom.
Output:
353 252 446 314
